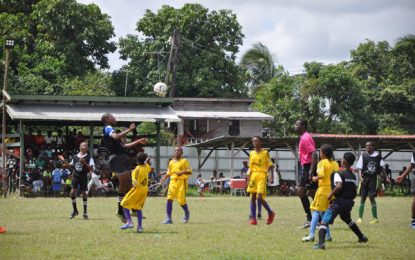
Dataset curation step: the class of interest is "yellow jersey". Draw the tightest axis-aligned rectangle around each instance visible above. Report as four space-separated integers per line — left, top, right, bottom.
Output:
316 159 339 187
131 163 151 188
167 158 192 180
248 149 272 176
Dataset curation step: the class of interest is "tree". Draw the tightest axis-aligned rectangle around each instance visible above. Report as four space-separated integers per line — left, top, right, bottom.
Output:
0 0 116 94
240 42 276 94
62 72 115 96
116 3 247 97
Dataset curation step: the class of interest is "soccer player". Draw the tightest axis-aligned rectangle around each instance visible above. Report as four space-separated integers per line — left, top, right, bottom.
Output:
59 142 94 219
303 144 339 242
120 153 151 233
356 141 390 224
313 152 368 250
295 119 318 228
396 152 415 229
101 113 147 223
160 147 192 224
247 136 275 225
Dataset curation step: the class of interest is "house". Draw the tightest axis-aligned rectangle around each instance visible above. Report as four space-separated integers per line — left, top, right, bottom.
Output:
172 98 273 144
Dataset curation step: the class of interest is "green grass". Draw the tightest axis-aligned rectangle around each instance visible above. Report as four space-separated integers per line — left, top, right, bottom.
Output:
0 195 414 259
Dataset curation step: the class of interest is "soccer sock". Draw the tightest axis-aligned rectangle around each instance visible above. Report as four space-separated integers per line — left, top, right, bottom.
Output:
359 203 365 218
348 220 364 239
83 198 87 214
261 199 272 215
118 194 124 215
318 225 327 246
137 210 143 228
71 196 78 213
123 207 132 224
301 196 312 221
370 202 377 219
257 198 262 216
250 201 257 220
309 211 320 238
166 200 173 220
181 204 189 215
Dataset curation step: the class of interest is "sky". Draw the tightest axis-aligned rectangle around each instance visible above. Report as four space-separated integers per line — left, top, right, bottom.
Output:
78 0 415 74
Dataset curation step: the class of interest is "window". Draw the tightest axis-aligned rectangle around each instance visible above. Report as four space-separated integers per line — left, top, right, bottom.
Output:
228 120 240 136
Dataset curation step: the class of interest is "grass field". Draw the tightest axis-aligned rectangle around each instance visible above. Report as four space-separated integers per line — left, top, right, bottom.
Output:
0 195 414 259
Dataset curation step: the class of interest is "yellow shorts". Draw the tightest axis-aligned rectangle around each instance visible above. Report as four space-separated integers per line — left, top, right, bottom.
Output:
121 187 148 210
310 186 330 212
247 172 267 195
167 178 188 206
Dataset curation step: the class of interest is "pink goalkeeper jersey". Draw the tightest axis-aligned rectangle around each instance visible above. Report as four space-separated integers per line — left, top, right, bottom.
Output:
299 132 315 166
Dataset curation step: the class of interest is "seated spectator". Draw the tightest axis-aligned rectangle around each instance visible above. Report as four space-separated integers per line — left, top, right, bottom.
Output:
74 131 85 148
279 181 289 196
289 183 297 196
36 155 46 171
45 144 54 159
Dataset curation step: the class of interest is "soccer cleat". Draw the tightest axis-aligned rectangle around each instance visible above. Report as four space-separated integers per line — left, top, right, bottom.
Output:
257 214 262 219
0 226 6 233
312 243 325 250
250 219 258 225
70 211 79 219
183 212 190 224
248 214 253 220
161 218 173 224
137 227 143 233
116 213 127 223
411 222 415 229
83 214 88 220
358 236 368 243
356 218 362 224
267 211 276 225
298 221 311 229
302 235 315 242
120 223 134 230
369 218 379 224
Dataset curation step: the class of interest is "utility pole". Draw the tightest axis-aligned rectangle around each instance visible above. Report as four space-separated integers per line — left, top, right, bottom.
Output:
124 68 128 97
2 40 14 173
165 29 181 97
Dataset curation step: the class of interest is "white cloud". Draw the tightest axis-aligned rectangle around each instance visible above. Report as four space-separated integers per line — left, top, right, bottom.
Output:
78 0 415 73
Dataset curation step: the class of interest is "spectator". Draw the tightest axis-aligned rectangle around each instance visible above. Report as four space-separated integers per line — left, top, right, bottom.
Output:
399 167 410 195
196 174 205 197
280 181 289 196
24 128 35 151
52 163 63 197
240 161 249 179
34 129 45 148
289 183 298 196
88 170 103 196
44 131 54 145
74 131 86 149
45 144 54 159
56 129 65 148
32 168 43 193
42 167 52 195
149 167 157 183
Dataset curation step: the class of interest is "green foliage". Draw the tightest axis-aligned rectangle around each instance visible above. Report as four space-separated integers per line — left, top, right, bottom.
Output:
0 0 115 95
240 42 276 93
62 72 115 96
116 3 247 97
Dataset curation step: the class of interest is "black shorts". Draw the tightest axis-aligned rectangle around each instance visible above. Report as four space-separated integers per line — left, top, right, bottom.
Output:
110 154 130 174
298 163 317 189
322 198 354 224
360 176 377 198
72 173 88 191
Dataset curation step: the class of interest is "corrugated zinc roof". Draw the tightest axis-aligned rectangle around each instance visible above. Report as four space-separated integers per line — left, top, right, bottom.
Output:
175 111 273 120
6 103 181 123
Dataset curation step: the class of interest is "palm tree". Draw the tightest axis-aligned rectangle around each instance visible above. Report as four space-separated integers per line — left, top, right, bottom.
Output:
240 42 276 93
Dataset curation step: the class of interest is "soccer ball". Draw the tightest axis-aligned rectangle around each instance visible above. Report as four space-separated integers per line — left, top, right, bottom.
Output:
153 82 169 97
